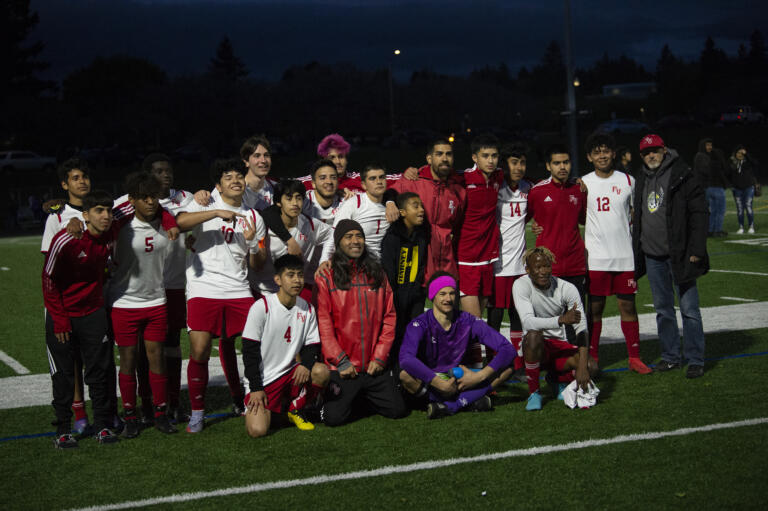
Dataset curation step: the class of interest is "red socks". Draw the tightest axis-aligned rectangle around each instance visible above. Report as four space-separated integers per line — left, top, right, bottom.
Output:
589 320 602 361
525 361 540 394
510 331 523 370
621 320 641 359
148 371 168 412
118 372 137 414
218 339 242 398
187 358 209 411
72 400 87 421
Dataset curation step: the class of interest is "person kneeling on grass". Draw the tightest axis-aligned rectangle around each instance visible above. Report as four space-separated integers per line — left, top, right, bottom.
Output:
399 272 516 419
242 255 330 437
512 247 598 411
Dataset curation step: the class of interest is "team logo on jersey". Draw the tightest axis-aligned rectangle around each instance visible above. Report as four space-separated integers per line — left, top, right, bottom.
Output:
569 195 578 205
467 184 477 189
544 196 553 202
298 233 307 241
78 251 87 259
412 320 420 327
611 186 623 195
237 217 248 230
296 312 307 323
627 278 637 289
647 187 664 213
448 200 456 215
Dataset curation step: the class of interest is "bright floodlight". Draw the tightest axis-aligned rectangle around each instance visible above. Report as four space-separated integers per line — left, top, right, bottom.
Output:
394 49 401 55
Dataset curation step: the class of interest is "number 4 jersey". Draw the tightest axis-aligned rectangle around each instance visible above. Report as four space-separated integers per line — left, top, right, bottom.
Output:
581 170 635 272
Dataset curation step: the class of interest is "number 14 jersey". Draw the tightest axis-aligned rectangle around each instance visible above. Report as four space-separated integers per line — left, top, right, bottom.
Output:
581 170 635 272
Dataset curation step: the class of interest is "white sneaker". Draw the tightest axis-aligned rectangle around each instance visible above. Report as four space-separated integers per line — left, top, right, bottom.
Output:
748 225 755 234
736 227 744 234
185 410 205 433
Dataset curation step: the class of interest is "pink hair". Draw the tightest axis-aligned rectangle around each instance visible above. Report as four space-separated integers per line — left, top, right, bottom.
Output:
317 133 351 157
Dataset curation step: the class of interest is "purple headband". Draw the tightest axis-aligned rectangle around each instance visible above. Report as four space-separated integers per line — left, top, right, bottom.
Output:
428 276 457 301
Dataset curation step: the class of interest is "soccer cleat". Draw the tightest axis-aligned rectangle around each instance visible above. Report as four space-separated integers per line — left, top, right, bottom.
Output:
736 227 744 234
526 391 542 411
167 406 190 424
556 383 568 401
629 357 652 375
469 395 493 412
154 413 178 434
186 410 205 434
426 402 450 420
53 433 78 449
122 415 140 439
653 361 680 373
231 401 246 417
73 418 90 435
140 402 155 426
95 428 119 445
111 414 124 434
286 410 315 431
686 365 704 379
748 225 755 234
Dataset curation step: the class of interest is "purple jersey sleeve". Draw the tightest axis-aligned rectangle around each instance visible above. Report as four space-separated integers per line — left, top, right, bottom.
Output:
469 316 516 373
399 319 437 384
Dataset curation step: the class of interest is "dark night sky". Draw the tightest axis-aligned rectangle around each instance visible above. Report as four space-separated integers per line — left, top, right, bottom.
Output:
31 0 768 83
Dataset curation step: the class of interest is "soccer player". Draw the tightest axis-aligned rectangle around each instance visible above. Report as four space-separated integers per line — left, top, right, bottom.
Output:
457 134 504 320
302 159 346 225
380 192 429 364
527 145 587 299
333 164 390 259
513 247 597 411
581 132 651 374
385 139 466 279
107 173 178 437
299 133 362 192
315 220 407 426
399 272 516 419
43 190 129 447
242 254 330 437
488 142 533 375
251 179 334 300
175 158 266 433
41 158 92 434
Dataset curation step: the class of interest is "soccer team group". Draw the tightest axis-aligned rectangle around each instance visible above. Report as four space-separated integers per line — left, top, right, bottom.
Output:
40 130 710 448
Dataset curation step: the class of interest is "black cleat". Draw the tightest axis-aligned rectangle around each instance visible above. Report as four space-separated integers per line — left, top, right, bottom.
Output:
469 395 493 412
122 415 140 439
426 402 450 420
167 405 190 424
154 413 178 434
653 361 681 373
53 433 78 449
140 402 155 426
95 428 120 445
686 365 704 379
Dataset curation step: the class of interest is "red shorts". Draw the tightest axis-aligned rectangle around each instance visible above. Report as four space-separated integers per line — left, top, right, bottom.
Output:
542 337 579 368
458 263 494 297
187 296 255 338
493 275 522 308
244 365 303 414
165 289 186 331
111 305 167 347
588 270 637 296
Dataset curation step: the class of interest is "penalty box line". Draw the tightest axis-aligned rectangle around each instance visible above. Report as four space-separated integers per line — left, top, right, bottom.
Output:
69 417 768 511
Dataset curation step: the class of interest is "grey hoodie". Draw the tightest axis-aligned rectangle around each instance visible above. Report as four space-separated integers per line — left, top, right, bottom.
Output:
640 149 678 256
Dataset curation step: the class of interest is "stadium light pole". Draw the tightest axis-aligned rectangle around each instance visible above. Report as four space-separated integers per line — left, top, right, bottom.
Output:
388 49 401 137
564 0 579 176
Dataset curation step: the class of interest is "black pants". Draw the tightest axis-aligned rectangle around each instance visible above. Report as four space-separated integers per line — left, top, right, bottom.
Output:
323 369 407 427
46 308 114 432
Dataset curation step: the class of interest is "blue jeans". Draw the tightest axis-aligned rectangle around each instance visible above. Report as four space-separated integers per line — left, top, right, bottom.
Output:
706 187 726 233
732 186 755 228
644 255 705 366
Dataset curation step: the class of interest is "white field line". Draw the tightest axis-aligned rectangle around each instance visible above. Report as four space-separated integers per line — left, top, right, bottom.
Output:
720 296 758 302
0 350 30 374
2 301 768 410
67 417 768 511
709 269 768 277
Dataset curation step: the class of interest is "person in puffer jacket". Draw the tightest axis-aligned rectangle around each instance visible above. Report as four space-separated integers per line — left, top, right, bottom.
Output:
315 219 407 426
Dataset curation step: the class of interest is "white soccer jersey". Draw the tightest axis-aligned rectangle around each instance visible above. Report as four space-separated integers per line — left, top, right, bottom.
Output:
581 171 635 271
494 179 532 277
333 193 388 259
41 204 83 253
211 178 276 211
302 190 344 225
242 294 320 386
107 216 173 308
513 275 587 340
182 198 266 300
251 214 335 294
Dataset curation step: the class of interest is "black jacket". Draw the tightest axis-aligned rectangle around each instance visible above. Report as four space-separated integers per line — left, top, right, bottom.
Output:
633 150 710 284
728 154 759 190
380 219 429 310
694 139 729 188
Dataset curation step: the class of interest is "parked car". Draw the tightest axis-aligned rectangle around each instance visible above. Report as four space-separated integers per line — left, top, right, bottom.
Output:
720 105 765 125
0 150 56 173
596 118 651 134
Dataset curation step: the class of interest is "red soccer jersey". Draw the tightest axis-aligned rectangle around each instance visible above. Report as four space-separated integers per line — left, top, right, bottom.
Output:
527 177 587 277
457 166 503 264
42 229 117 333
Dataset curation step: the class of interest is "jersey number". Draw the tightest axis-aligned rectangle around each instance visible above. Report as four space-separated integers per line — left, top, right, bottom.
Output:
145 237 154 252
221 226 235 243
509 203 522 217
596 197 610 212
375 220 381 234
284 326 292 343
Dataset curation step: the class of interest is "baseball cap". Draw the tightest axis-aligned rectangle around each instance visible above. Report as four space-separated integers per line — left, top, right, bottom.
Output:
639 134 665 152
